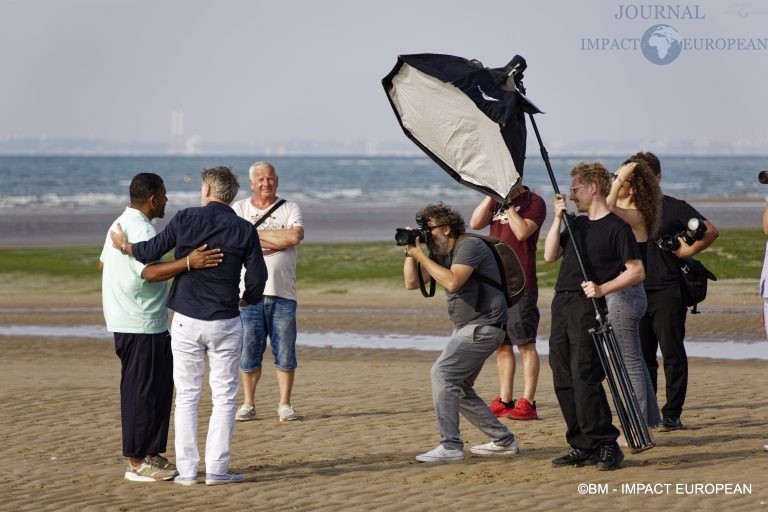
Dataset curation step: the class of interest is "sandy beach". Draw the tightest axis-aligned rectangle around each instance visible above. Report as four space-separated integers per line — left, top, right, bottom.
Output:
0 205 767 511
1 282 767 511
1 336 766 511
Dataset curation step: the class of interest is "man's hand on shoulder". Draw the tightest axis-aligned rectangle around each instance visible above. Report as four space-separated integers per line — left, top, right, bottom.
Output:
110 223 132 256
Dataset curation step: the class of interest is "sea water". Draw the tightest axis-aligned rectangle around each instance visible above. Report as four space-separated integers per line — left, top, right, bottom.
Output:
0 324 764 360
0 154 765 210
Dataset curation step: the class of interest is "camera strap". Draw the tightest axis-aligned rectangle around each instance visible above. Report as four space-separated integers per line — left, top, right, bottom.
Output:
417 250 437 297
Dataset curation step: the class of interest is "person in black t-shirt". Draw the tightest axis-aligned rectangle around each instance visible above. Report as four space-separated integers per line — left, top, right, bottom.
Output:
544 162 644 471
631 152 719 432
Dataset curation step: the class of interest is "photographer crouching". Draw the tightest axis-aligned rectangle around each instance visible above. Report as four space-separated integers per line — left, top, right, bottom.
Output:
402 202 519 462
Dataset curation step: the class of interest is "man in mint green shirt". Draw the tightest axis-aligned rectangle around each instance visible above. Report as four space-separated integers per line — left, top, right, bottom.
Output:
99 172 221 482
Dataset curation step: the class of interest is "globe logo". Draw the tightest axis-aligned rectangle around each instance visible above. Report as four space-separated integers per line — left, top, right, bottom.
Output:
641 24 682 65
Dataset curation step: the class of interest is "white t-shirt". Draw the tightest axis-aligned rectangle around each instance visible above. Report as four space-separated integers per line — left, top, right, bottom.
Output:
232 196 303 300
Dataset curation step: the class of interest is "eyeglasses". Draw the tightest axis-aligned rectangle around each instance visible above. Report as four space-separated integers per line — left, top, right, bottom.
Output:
427 223 447 230
569 185 587 193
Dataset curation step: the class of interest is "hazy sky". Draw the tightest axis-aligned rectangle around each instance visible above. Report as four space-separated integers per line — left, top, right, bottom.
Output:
2 0 767 153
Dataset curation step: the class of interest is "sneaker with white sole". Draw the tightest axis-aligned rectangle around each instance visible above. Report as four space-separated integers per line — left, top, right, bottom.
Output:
205 472 245 485
174 475 199 486
469 439 520 456
148 454 176 471
236 404 256 422
415 445 464 462
278 404 300 421
124 456 178 482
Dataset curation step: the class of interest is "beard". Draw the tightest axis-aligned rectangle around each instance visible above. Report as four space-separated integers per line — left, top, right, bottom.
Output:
429 233 452 257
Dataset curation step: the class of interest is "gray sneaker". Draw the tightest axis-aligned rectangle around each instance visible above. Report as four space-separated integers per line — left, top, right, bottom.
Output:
236 404 256 422
174 475 199 486
205 472 245 485
124 456 178 482
149 454 176 471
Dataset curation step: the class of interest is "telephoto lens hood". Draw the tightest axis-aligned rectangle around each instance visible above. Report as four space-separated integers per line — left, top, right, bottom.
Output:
758 170 768 184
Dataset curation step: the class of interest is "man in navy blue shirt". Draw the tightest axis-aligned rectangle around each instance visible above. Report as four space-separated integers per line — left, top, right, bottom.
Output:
112 166 267 486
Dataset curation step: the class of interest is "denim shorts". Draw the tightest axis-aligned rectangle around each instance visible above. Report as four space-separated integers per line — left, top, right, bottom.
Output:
239 296 297 372
502 291 539 346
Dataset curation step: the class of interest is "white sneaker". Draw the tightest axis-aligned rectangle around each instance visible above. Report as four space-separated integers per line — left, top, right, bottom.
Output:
236 404 256 422
415 445 464 462
470 439 520 456
278 404 300 421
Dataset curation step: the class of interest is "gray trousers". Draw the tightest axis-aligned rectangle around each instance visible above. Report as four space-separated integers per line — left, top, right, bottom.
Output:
430 323 516 450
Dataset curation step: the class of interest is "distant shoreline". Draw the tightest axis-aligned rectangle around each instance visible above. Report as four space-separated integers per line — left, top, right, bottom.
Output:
0 198 764 247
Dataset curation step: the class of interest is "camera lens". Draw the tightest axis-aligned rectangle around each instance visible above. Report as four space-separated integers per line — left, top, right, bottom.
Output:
759 170 768 184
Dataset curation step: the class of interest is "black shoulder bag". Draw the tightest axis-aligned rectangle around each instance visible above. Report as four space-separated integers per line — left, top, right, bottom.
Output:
679 257 717 314
252 199 286 229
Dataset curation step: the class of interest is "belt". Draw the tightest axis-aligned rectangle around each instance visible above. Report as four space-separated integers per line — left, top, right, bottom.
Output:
555 290 584 296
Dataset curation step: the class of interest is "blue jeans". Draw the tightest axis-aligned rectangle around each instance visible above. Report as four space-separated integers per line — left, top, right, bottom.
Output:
606 284 661 428
239 297 297 372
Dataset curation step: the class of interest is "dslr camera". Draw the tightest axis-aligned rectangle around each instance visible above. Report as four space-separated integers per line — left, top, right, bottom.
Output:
395 215 432 246
656 218 707 252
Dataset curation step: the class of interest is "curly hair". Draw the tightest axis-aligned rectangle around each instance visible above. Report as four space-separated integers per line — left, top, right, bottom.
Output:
570 162 611 196
417 202 466 238
622 158 663 237
627 151 661 177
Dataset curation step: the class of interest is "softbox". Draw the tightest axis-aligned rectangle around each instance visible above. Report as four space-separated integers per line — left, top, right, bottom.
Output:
382 53 540 203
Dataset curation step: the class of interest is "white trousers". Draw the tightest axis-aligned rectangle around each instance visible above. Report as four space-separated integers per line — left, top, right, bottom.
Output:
171 312 243 477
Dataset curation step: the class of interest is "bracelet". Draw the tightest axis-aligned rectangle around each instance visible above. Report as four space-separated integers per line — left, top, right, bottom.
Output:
120 242 127 255
186 256 190 272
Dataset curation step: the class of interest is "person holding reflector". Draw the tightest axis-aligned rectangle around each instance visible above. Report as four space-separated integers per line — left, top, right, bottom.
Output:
544 162 645 471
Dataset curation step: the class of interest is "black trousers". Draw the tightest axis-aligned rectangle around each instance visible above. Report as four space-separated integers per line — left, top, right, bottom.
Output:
114 331 174 459
549 293 619 451
639 286 688 418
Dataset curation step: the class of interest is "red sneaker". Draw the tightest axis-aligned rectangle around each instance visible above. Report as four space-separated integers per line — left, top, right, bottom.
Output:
489 396 515 418
508 397 539 420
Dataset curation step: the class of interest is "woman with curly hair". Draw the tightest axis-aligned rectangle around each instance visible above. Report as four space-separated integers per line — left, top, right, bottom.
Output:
606 159 663 437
